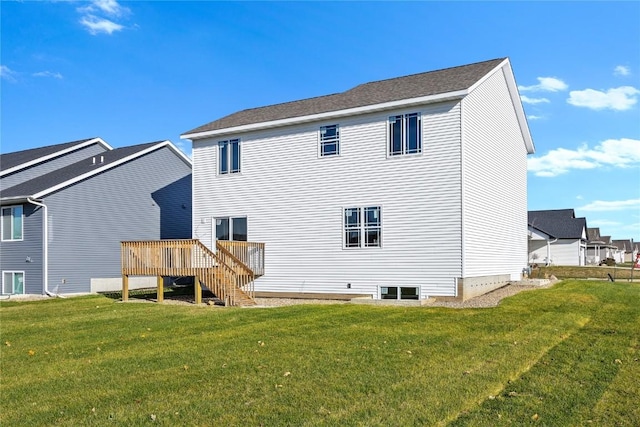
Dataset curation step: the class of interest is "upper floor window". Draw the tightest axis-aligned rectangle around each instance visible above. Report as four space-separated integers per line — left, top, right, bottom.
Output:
1 205 23 241
389 113 421 156
344 206 381 248
219 139 241 174
319 124 340 156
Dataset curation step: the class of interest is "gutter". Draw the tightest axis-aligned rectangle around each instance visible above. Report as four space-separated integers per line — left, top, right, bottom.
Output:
26 197 57 297
546 238 558 266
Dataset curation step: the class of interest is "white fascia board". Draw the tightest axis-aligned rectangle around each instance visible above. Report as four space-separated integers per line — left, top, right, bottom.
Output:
32 142 175 199
162 140 193 166
181 90 469 140
0 137 113 177
528 224 554 240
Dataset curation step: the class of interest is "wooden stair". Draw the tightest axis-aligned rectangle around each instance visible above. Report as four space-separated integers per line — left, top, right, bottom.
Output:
121 239 264 306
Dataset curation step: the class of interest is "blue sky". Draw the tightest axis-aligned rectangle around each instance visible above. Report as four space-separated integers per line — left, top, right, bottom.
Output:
1 1 639 241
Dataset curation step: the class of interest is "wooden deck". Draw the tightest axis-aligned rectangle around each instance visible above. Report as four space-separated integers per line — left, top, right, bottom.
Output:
121 239 264 306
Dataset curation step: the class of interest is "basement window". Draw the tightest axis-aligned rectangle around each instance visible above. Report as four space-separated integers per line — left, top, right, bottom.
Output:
380 286 419 300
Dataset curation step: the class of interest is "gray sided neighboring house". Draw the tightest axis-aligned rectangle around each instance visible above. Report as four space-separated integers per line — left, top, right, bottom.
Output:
0 139 192 295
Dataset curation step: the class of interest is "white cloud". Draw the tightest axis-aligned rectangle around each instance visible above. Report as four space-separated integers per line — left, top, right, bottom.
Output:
527 115 543 120
1 65 18 82
33 71 63 79
578 199 640 212
614 65 630 76
78 0 129 17
520 95 550 105
528 138 640 177
567 86 639 111
77 1 130 35
519 77 568 92
79 15 124 35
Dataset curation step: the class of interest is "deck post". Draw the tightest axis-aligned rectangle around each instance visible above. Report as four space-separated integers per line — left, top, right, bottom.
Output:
157 276 164 303
122 275 129 302
195 276 202 305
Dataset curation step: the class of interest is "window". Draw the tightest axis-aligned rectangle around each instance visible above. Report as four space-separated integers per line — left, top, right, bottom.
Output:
2 271 24 295
1 205 23 241
320 124 340 156
388 113 421 156
219 139 241 174
380 286 419 300
344 206 381 248
215 216 247 241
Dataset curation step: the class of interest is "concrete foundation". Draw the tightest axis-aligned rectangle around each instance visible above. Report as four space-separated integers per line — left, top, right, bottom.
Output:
435 274 512 302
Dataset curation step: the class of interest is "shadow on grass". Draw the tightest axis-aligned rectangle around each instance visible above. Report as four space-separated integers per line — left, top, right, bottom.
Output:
100 285 225 305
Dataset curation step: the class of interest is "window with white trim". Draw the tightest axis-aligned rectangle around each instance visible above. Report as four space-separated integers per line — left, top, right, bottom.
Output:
388 112 421 156
219 139 241 174
2 271 24 295
380 286 419 300
1 205 23 241
319 124 340 156
215 216 247 241
344 206 381 248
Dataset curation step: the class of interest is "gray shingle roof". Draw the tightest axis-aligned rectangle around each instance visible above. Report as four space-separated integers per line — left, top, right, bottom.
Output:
0 142 162 199
528 209 587 240
184 58 506 135
612 239 634 252
587 227 602 241
0 138 98 171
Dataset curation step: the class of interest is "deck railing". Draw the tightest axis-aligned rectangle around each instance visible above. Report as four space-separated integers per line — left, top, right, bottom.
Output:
218 240 265 276
121 239 263 305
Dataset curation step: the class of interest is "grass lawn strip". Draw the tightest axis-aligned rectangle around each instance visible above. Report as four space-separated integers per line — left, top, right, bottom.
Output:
1 280 638 426
448 281 640 426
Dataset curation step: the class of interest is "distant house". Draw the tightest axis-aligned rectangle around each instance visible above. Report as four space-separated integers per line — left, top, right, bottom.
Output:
528 209 587 266
0 139 192 295
611 239 638 263
586 228 627 264
182 57 535 301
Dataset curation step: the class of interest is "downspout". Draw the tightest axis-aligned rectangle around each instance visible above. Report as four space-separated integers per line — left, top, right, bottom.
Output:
26 197 56 297
546 238 558 267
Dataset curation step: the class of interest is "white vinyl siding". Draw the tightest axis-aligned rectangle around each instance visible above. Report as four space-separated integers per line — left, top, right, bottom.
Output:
541 239 584 266
192 101 463 298
461 67 529 280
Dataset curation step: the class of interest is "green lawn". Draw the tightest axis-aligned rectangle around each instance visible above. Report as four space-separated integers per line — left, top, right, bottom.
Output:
1 280 638 426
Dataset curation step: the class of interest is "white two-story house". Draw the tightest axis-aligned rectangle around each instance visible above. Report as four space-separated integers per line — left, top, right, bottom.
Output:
182 57 535 301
